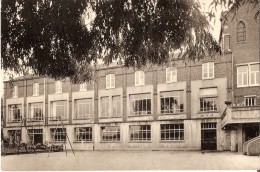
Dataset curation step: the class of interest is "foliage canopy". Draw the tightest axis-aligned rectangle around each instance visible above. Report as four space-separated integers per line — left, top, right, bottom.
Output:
1 0 258 82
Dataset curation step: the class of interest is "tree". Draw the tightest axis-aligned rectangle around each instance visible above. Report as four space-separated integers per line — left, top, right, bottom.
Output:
1 0 258 83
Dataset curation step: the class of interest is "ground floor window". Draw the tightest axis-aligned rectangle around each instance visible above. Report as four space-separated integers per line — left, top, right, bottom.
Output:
161 124 184 141
8 130 21 145
75 127 92 142
50 128 66 142
101 126 120 142
130 125 151 141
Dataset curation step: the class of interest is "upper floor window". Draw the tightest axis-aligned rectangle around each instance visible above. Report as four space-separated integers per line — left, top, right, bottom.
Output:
237 63 259 87
106 74 115 89
75 99 93 119
112 96 121 117
166 67 177 83
51 101 67 119
200 88 218 112
100 97 110 117
79 83 87 91
33 83 39 96
55 81 62 93
237 21 246 42
160 90 184 114
29 103 43 121
202 62 214 79
12 86 18 98
129 93 151 116
9 104 22 122
135 71 145 86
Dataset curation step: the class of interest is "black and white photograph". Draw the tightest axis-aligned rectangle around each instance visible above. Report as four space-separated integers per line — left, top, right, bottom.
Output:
1 0 260 170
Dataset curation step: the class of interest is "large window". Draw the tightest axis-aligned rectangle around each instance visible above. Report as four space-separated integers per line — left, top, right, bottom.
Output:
106 74 115 89
202 62 214 79
101 126 120 142
101 97 109 117
55 81 62 93
51 101 67 119
130 125 151 141
129 93 151 116
29 103 43 121
112 96 121 117
166 67 177 83
160 91 184 114
12 86 18 98
9 105 22 122
75 127 92 142
237 63 259 87
75 99 93 119
161 124 184 141
79 83 87 91
200 88 218 112
135 71 145 86
33 83 39 96
237 21 246 42
50 128 66 142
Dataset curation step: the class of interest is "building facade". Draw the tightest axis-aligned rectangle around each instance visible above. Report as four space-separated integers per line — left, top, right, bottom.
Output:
2 2 259 152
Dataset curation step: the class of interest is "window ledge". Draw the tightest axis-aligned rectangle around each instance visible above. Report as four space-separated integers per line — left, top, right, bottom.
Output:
237 85 260 88
105 87 115 90
12 96 18 99
54 92 62 94
198 111 219 114
49 119 68 121
32 94 39 97
73 141 93 143
159 140 185 143
9 121 22 123
236 41 247 44
99 117 122 119
160 113 185 116
166 81 177 84
79 90 87 92
100 141 121 143
128 115 152 117
202 77 215 80
129 141 152 143
73 118 92 120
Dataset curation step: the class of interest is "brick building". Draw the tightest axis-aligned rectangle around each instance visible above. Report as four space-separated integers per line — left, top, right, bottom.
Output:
2 2 259 152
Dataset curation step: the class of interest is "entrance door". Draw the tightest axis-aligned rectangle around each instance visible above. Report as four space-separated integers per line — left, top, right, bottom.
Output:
201 123 217 150
28 129 43 145
244 124 260 142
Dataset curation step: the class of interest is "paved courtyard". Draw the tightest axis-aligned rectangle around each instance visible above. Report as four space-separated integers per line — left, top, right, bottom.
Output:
2 150 260 170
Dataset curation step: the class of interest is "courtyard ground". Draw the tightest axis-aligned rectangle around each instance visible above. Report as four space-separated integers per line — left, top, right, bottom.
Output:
1 150 260 170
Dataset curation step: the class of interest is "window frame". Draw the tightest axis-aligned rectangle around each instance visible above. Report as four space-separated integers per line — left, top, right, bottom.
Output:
237 21 246 42
12 86 18 98
75 98 93 119
74 127 92 142
100 96 110 118
112 96 121 117
55 81 62 94
51 101 67 119
32 83 39 96
166 67 177 83
29 102 44 121
160 124 184 141
135 71 145 86
79 83 87 91
50 128 66 142
237 63 260 87
106 74 115 89
129 93 151 116
160 90 184 114
100 126 120 142
202 62 214 80
9 104 22 122
129 125 151 142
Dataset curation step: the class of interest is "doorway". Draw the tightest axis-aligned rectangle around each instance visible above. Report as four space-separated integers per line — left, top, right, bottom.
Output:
28 129 43 145
201 123 217 150
243 124 260 142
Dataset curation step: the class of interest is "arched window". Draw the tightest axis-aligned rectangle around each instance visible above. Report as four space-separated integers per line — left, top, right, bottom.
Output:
237 21 246 42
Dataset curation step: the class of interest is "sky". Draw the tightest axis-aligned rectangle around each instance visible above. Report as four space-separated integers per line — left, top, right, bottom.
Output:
0 0 227 95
